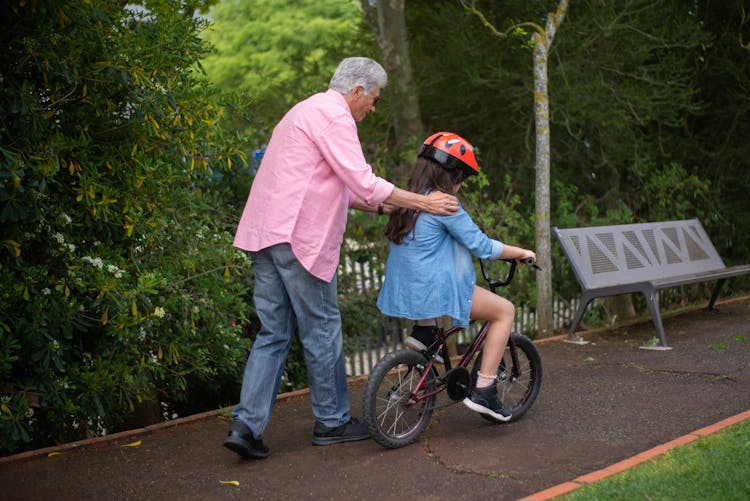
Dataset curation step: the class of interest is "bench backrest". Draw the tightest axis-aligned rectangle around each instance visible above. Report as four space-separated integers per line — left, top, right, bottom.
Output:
552 219 726 289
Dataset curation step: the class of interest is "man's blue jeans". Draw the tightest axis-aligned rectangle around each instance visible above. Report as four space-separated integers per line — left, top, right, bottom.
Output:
231 243 351 436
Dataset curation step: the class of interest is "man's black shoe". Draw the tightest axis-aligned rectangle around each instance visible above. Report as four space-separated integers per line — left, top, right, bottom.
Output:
404 325 444 363
223 420 270 459
312 417 370 445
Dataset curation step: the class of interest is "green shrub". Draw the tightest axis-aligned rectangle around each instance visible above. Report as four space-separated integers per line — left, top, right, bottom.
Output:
0 0 250 454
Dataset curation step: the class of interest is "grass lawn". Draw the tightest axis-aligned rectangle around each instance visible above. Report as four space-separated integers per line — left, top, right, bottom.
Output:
563 418 750 500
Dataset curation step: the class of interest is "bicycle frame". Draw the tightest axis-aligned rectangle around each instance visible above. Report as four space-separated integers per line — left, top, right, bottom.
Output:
403 259 529 403
407 319 523 402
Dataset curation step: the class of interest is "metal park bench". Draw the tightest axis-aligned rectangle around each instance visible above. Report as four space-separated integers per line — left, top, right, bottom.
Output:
552 219 750 349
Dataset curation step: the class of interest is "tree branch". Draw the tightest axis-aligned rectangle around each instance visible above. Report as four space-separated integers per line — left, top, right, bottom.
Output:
459 0 543 39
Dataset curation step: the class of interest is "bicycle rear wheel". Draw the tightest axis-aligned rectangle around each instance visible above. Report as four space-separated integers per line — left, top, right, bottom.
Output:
471 332 542 424
362 350 437 449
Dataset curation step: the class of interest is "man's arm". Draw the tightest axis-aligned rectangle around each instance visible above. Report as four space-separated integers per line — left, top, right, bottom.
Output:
351 187 457 215
384 187 458 215
350 198 384 213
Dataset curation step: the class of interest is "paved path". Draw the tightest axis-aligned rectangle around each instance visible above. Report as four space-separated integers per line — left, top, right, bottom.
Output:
2 297 749 500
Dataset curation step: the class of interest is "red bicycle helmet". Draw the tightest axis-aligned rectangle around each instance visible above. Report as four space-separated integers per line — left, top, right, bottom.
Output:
417 131 479 179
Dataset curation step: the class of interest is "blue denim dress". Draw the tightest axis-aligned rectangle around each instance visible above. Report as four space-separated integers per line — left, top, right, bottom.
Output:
376 204 503 327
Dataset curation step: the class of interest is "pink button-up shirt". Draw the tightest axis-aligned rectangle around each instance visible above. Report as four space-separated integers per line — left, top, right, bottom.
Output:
233 89 395 282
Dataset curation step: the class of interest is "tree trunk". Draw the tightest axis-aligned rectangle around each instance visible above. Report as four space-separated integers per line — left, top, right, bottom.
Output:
532 35 553 337
360 0 423 143
533 0 568 338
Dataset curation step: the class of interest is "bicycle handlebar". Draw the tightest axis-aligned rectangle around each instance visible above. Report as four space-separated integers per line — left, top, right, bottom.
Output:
479 257 540 293
520 257 542 270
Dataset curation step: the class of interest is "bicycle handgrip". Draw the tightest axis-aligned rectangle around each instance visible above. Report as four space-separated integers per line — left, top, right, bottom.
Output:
521 257 542 270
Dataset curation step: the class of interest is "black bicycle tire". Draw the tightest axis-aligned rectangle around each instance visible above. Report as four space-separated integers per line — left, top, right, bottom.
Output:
362 350 437 449
470 332 542 424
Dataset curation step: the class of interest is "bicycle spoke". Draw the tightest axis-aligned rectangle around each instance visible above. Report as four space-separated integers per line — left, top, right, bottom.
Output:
376 365 413 429
363 351 436 448
386 406 406 436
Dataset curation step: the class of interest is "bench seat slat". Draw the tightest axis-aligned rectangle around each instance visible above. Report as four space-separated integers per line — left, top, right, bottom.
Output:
650 264 750 289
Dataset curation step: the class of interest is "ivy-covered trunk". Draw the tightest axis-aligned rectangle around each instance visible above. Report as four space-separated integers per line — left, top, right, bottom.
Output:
532 0 568 338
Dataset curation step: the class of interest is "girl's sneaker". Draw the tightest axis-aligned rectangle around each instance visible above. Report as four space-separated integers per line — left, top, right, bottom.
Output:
404 325 444 363
463 385 512 421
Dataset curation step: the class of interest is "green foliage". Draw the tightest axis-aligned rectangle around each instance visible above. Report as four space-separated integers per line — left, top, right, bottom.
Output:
549 0 710 215
679 1 750 263
461 170 537 305
0 0 250 454
201 0 373 146
628 162 712 221
406 0 558 191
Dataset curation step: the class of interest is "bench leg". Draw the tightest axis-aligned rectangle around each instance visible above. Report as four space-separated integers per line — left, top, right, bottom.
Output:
707 279 725 311
641 289 672 350
564 294 592 345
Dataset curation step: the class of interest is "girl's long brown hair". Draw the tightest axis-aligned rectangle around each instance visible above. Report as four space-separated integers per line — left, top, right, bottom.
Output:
384 157 459 244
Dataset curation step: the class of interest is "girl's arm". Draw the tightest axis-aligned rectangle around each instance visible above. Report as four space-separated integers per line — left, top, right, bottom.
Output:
498 244 536 264
438 207 535 264
384 186 458 215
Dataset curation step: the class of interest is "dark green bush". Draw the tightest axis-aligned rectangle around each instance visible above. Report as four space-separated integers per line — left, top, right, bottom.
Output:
0 0 250 454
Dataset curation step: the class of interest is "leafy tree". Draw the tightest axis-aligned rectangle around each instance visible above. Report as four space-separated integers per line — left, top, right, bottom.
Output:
461 0 569 337
200 0 376 147
360 0 424 145
677 0 750 263
0 0 249 454
549 0 709 209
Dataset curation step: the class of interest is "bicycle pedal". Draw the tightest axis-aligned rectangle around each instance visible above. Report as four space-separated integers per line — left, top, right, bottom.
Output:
445 367 471 401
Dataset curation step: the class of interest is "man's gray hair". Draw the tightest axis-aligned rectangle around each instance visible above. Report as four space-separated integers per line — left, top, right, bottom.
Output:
329 57 387 95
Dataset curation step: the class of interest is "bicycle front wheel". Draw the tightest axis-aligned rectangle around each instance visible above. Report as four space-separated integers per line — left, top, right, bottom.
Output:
471 332 542 424
362 350 437 449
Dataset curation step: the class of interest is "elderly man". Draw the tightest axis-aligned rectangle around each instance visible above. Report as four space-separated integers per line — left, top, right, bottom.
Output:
224 57 458 459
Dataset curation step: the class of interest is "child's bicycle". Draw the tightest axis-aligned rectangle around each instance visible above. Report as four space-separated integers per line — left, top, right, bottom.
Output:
362 258 542 449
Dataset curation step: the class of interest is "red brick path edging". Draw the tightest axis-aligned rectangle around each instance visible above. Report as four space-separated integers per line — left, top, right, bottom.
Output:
517 409 750 500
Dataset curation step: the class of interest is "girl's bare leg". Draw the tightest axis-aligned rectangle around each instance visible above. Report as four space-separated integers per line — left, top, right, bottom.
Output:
469 286 514 382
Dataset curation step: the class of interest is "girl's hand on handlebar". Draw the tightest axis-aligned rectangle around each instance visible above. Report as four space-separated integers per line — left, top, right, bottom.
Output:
520 257 542 270
516 249 535 264
498 245 540 269
516 249 541 270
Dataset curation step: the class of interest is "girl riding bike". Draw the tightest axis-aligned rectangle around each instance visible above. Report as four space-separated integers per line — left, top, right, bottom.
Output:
376 131 536 421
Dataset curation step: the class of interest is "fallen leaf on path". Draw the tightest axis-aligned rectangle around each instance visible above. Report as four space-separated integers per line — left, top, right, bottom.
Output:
220 480 240 486
120 440 142 447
